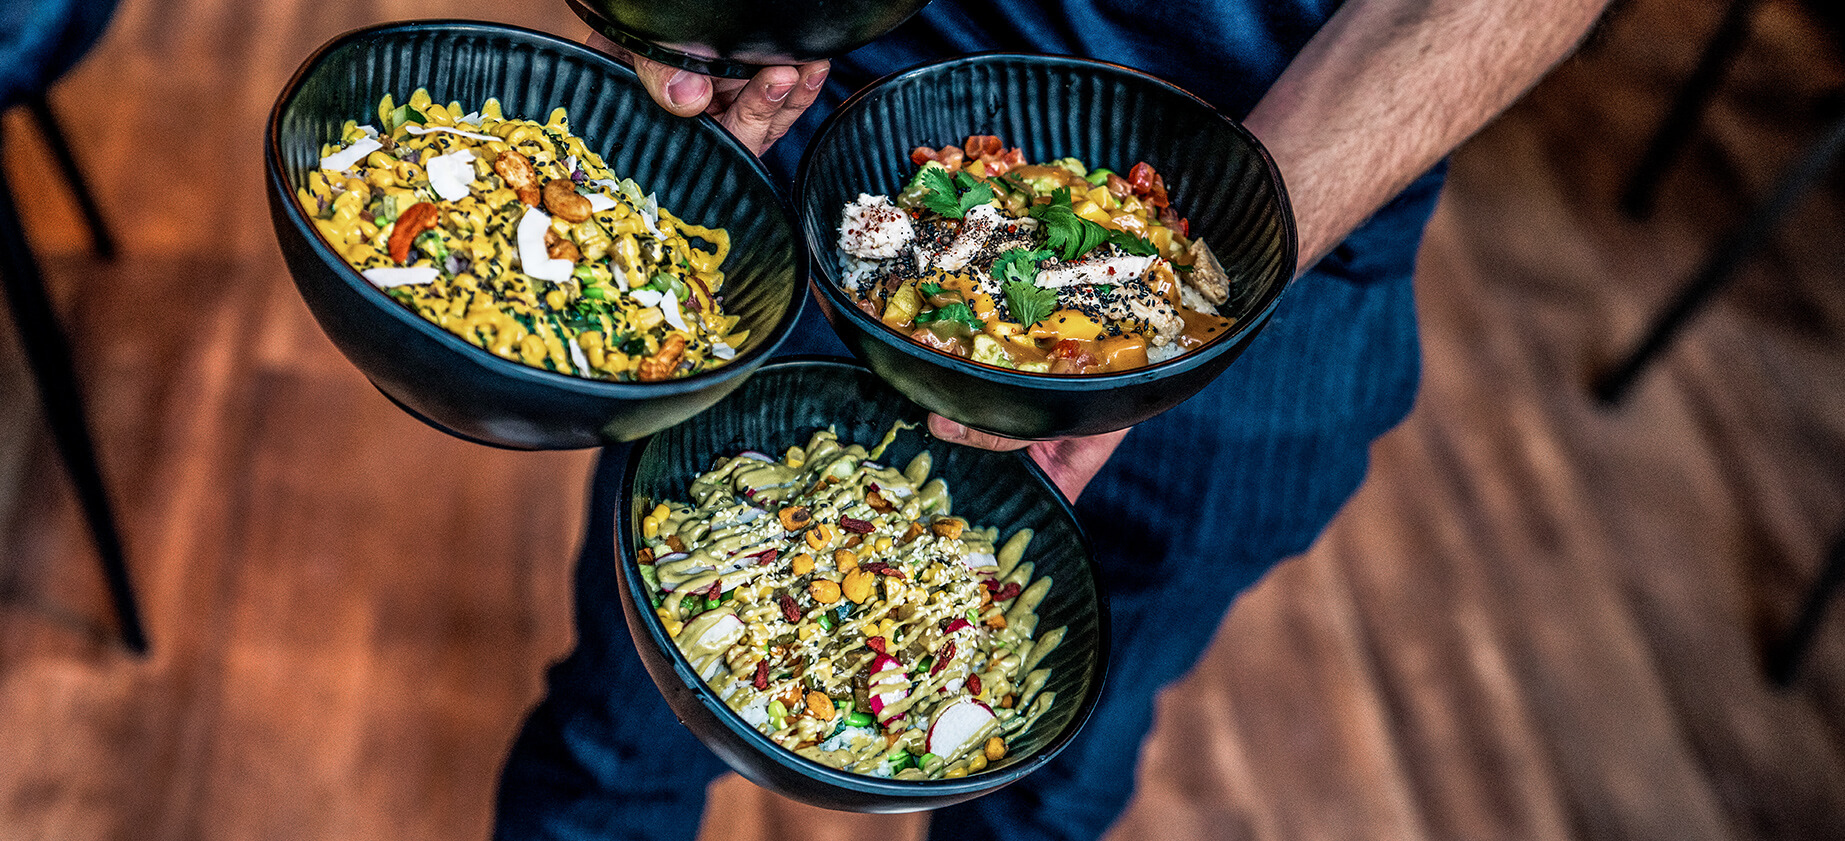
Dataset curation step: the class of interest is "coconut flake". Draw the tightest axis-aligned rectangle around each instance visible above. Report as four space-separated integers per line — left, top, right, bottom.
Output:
456 112 482 127
568 336 592 376
357 124 380 139
629 288 665 308
320 136 382 172
711 341 737 360
585 192 618 212
516 208 576 283
425 149 476 202
403 124 498 142
659 291 688 331
361 267 439 288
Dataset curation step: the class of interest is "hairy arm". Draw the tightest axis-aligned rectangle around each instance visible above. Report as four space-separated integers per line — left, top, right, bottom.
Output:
936 0 1611 498
1246 0 1611 272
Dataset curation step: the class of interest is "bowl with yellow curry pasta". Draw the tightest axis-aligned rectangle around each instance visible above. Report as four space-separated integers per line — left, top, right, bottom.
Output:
616 358 1107 811
796 54 1296 440
266 21 805 449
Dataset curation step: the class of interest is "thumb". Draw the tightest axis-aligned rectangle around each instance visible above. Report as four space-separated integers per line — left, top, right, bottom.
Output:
630 56 713 117
927 414 1032 452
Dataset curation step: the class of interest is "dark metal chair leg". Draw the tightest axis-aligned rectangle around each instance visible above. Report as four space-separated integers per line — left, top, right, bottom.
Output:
23 93 116 260
1594 107 1845 405
1767 525 1845 685
0 121 146 655
1619 0 1762 219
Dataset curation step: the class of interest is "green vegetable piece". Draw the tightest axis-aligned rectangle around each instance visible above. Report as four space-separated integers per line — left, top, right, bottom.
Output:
1084 167 1115 186
914 303 984 331
1050 157 1088 178
818 613 836 632
704 597 720 611
679 593 702 614
846 711 875 728
970 334 1016 369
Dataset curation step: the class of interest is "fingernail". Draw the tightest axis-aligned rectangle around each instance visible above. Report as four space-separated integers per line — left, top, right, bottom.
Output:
765 81 795 103
803 69 829 90
665 70 702 108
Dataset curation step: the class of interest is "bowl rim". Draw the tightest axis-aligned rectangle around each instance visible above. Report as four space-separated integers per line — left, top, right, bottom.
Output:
616 356 1111 798
793 51 1297 390
264 18 808 401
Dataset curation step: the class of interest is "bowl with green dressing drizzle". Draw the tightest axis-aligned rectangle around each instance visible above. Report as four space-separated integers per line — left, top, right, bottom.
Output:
615 358 1108 811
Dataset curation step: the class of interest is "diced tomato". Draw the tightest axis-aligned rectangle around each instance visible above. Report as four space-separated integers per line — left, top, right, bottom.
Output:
911 147 936 165
1105 172 1133 198
1052 339 1083 359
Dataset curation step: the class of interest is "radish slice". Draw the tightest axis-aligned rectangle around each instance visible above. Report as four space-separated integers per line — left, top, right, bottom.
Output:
926 698 995 758
866 654 911 723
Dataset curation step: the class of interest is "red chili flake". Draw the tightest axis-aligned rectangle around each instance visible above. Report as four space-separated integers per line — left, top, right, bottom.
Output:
866 636 887 654
861 561 890 575
931 641 955 676
966 674 982 695
839 516 875 534
993 582 1022 601
752 659 769 690
746 548 779 566
778 593 801 623
878 567 905 578
943 618 972 635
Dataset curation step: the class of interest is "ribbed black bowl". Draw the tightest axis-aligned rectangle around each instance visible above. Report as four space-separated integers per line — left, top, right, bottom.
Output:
565 0 931 79
795 53 1296 441
266 20 805 449
616 358 1108 812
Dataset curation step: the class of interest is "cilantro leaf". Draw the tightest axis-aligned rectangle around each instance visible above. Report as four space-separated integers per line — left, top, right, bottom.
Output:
953 171 994 216
915 167 995 219
1028 188 1107 260
1107 228 1157 256
991 247 1053 288
919 282 946 298
914 303 984 331
917 166 964 218
1003 280 1057 326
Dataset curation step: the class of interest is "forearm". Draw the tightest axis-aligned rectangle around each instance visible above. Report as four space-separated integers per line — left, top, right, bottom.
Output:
1244 0 1610 273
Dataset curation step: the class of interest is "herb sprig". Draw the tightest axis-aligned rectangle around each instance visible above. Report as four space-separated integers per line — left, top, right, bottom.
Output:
993 248 1057 326
1027 188 1158 261
917 167 995 219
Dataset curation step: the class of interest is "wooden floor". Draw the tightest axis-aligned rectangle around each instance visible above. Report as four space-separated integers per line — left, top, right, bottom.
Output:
4 0 1844 839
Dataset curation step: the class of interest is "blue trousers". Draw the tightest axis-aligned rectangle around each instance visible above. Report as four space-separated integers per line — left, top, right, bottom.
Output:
492 169 1438 840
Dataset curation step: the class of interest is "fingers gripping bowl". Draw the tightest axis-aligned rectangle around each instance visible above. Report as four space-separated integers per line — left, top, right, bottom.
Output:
796 54 1297 440
616 359 1108 811
266 21 805 449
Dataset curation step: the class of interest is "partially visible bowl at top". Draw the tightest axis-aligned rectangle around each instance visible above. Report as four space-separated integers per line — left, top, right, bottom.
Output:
565 0 932 79
265 20 805 449
795 53 1297 441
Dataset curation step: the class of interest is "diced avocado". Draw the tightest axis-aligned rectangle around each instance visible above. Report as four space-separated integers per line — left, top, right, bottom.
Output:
1084 167 1115 186
1050 157 1088 178
970 334 1016 369
1021 173 1065 196
1017 360 1052 373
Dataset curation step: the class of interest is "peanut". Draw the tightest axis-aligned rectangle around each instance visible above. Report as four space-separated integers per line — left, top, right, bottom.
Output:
790 553 815 576
866 489 894 512
833 549 858 573
387 201 439 264
931 518 964 540
543 178 593 222
805 691 835 720
544 228 581 262
638 334 687 382
493 149 541 206
778 506 812 531
810 579 842 604
842 569 875 604
804 523 836 550
985 737 1007 762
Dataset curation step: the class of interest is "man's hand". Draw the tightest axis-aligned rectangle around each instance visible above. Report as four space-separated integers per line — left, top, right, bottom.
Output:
927 415 1130 501
588 33 829 157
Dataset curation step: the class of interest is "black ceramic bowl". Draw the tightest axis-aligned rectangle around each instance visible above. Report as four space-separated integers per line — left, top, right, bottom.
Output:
565 0 931 78
615 358 1108 812
796 54 1297 441
266 21 805 449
